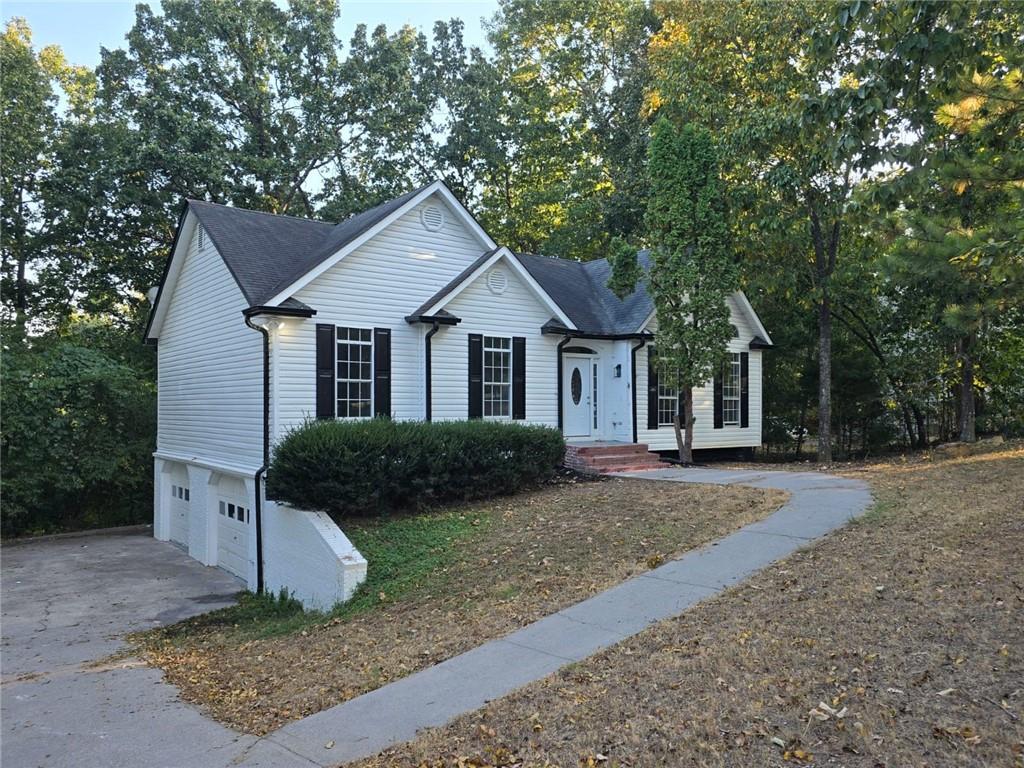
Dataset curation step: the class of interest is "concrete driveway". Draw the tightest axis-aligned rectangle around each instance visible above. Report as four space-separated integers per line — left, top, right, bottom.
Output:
1 530 248 768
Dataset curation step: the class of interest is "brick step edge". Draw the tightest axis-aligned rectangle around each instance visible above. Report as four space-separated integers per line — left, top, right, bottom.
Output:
585 453 663 465
570 445 652 457
597 463 666 474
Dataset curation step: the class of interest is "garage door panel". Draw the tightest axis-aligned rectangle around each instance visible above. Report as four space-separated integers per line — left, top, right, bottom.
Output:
169 482 190 546
216 499 250 579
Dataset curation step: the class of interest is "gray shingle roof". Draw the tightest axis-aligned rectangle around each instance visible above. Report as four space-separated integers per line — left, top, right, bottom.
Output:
409 248 656 336
513 250 654 335
188 183 431 307
187 186 660 337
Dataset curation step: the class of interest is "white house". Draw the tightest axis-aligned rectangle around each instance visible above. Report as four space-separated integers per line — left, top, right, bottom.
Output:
144 180 772 596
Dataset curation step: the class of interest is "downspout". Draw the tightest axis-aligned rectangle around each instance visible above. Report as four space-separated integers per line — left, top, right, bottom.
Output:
244 315 269 594
424 320 440 421
630 337 648 445
556 336 572 430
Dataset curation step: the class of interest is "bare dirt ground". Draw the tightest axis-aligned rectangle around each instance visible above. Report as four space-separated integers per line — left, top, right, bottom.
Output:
355 445 1024 768
138 477 785 735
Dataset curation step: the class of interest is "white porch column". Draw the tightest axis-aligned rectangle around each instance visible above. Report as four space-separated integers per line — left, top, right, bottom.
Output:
187 465 216 566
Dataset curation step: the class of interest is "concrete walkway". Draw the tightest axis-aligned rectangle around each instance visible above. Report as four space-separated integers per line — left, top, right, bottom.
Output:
1 468 870 768
254 466 872 766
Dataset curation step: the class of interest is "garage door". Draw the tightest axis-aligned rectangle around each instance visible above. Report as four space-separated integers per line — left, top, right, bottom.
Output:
169 481 190 546
216 498 250 580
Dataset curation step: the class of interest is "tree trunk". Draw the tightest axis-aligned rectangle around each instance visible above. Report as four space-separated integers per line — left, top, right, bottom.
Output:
900 404 916 449
673 388 695 464
795 398 808 459
817 292 833 463
912 404 927 449
957 333 976 442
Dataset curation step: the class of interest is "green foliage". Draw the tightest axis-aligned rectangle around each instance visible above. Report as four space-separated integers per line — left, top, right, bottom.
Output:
1 322 156 536
610 118 737 460
1 19 57 328
266 419 565 518
467 0 657 259
644 119 736 394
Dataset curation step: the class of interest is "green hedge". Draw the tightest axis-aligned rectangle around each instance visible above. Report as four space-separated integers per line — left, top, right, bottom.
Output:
266 419 566 517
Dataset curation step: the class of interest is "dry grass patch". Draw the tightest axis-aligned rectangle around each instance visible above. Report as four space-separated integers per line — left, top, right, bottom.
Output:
356 446 1024 768
137 476 785 735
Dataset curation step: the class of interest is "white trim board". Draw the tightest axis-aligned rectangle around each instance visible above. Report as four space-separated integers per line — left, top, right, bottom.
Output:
264 182 497 307
423 247 577 330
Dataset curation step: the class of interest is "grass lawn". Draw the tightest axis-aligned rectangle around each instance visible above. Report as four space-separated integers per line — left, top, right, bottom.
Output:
354 444 1024 768
136 475 786 735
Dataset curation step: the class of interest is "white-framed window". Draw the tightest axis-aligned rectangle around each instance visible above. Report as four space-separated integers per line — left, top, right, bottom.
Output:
592 362 599 430
336 326 373 419
658 379 678 426
483 336 511 418
170 484 190 501
723 353 741 426
219 500 249 524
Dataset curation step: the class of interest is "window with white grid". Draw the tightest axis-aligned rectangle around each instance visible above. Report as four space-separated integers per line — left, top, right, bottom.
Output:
336 327 373 418
723 353 741 426
658 379 678 426
483 336 511 418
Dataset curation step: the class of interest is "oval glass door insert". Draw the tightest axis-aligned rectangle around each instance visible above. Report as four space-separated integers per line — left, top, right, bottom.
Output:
571 367 583 405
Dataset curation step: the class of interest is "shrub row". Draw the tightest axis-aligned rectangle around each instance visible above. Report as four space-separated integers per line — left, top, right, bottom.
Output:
266 419 566 518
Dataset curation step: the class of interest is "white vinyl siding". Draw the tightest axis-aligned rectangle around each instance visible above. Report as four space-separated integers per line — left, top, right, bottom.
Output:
271 193 491 436
431 262 560 426
157 219 263 470
637 295 763 450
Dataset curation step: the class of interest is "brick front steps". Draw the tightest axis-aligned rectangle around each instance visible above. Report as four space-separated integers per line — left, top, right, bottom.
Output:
564 442 665 474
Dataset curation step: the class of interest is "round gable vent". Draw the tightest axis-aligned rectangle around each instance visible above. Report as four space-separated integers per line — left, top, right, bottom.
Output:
487 268 508 295
420 204 445 232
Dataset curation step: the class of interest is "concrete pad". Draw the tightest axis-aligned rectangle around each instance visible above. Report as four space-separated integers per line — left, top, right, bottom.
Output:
229 738 321 767
559 576 715 635
3 467 872 767
646 529 805 590
1 532 246 768
503 611 629 660
271 639 568 764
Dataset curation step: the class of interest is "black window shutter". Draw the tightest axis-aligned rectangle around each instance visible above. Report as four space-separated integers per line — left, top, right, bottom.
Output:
713 369 724 429
740 352 749 428
315 324 335 420
512 336 526 420
646 349 659 430
468 334 483 419
373 327 391 418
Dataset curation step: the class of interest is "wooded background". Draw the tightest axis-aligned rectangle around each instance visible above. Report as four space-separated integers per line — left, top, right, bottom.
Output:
3 0 1021 534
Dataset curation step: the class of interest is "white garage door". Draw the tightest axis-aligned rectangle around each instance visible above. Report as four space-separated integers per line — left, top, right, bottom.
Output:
169 481 190 547
216 498 251 580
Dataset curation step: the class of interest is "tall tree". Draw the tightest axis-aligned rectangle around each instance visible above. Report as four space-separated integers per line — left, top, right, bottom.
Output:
609 119 737 463
647 0 896 462
465 0 657 259
835 0 1024 442
0 19 57 330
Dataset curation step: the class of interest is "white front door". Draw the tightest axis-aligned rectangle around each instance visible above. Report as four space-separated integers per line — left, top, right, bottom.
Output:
563 355 594 438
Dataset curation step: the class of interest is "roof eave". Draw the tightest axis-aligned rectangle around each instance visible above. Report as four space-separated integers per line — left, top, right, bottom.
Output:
405 312 462 326
242 304 318 319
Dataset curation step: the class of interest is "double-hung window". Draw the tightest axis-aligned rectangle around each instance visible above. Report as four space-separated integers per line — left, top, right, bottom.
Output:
336 327 373 418
483 336 511 418
658 379 679 426
722 352 741 426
